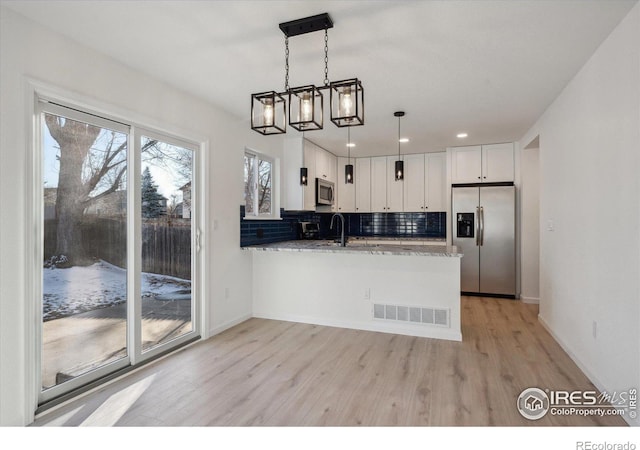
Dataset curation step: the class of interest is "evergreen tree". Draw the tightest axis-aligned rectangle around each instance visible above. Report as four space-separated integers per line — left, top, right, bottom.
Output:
141 167 165 218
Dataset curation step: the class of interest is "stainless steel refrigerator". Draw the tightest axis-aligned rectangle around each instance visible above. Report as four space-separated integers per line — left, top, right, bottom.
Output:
452 183 516 297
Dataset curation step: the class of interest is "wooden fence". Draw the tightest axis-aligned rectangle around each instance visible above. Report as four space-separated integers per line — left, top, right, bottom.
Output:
44 218 191 279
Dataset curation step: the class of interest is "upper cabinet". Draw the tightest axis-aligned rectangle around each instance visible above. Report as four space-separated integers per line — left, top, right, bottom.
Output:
284 140 448 213
315 146 336 184
425 152 446 211
370 156 388 212
481 143 514 183
370 156 403 212
450 143 514 183
283 137 336 211
283 137 313 211
403 154 425 212
403 152 446 212
386 156 404 212
355 158 371 212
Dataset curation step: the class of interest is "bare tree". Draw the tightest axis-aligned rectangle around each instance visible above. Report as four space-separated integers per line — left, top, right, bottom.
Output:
45 115 158 266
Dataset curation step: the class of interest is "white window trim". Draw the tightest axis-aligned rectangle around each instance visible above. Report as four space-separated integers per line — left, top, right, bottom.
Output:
243 148 281 220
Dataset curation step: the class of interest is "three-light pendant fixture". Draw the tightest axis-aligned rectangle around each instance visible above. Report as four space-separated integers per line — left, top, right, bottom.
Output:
251 13 409 187
251 13 365 135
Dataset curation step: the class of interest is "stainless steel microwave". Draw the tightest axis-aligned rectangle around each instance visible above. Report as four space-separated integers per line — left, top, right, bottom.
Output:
316 178 335 206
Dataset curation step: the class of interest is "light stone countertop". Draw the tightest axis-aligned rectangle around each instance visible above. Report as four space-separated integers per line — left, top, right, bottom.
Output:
242 239 462 257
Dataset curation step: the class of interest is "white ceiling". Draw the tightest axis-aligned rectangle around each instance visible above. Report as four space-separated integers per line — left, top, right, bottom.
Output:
3 0 637 157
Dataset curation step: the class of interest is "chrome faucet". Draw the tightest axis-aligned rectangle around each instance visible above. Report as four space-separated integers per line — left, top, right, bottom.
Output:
330 213 346 247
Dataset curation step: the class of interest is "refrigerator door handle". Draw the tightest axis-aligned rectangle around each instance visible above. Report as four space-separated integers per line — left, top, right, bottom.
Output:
475 206 480 246
479 206 485 246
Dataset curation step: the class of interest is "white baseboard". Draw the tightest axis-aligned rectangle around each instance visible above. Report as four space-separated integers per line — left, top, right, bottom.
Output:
538 314 638 427
521 296 540 304
208 313 252 337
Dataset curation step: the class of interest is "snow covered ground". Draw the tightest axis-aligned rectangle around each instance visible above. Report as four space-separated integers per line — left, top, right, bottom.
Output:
43 260 190 321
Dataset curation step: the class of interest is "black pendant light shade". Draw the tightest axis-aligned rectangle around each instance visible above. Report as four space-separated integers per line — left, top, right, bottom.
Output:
330 78 364 127
345 164 354 184
395 160 404 181
300 167 308 185
251 91 286 135
289 85 323 131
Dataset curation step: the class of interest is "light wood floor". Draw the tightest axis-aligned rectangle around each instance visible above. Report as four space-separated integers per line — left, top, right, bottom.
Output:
34 296 627 426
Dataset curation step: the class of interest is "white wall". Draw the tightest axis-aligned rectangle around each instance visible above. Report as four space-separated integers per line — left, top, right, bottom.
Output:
519 3 639 425
251 250 462 342
520 147 540 302
0 7 282 426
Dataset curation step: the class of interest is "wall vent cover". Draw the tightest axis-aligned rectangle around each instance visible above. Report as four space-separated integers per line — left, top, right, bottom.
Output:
373 303 450 328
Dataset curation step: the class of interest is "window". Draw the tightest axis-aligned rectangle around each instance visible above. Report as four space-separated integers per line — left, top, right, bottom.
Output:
244 150 278 219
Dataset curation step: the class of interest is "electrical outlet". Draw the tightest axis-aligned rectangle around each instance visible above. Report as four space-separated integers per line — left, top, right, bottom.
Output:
364 288 370 300
592 321 597 339
547 219 554 231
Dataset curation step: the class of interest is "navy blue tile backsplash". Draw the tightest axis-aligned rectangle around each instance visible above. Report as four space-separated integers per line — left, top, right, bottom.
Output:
240 206 446 247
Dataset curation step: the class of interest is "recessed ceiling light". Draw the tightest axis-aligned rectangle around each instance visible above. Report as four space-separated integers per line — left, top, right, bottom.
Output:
457 132 468 138
346 143 356 147
399 138 409 143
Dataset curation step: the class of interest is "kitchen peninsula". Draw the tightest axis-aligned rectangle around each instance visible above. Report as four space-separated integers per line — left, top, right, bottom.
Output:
244 240 463 341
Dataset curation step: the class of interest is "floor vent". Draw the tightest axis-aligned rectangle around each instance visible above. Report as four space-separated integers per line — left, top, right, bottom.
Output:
373 303 450 328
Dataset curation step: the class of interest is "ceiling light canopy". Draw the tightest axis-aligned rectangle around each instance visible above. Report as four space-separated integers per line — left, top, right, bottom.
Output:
251 13 365 135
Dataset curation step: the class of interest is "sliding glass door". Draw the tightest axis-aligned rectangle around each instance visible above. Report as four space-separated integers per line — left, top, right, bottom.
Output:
38 100 198 404
138 134 195 353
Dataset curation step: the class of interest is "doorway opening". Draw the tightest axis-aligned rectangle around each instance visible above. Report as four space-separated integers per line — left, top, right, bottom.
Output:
521 136 540 303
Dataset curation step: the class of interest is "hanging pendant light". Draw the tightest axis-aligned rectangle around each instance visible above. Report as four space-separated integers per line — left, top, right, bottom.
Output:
345 127 354 184
251 91 286 135
300 132 308 185
250 13 364 135
394 111 405 181
289 85 323 131
331 78 364 127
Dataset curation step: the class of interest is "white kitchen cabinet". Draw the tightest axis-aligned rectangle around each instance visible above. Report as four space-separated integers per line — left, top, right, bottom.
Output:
481 143 514 182
355 158 371 212
386 156 404 212
283 136 316 211
402 152 446 212
450 145 482 183
425 152 446 211
336 157 355 212
371 156 388 212
315 146 337 184
403 153 425 211
450 143 514 183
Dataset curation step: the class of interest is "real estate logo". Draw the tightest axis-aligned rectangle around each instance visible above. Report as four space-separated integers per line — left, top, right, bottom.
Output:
517 387 550 420
517 387 637 421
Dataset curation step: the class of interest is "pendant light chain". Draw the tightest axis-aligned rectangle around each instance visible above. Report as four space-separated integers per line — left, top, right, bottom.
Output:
398 115 401 159
347 127 351 163
285 35 290 91
323 28 329 86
